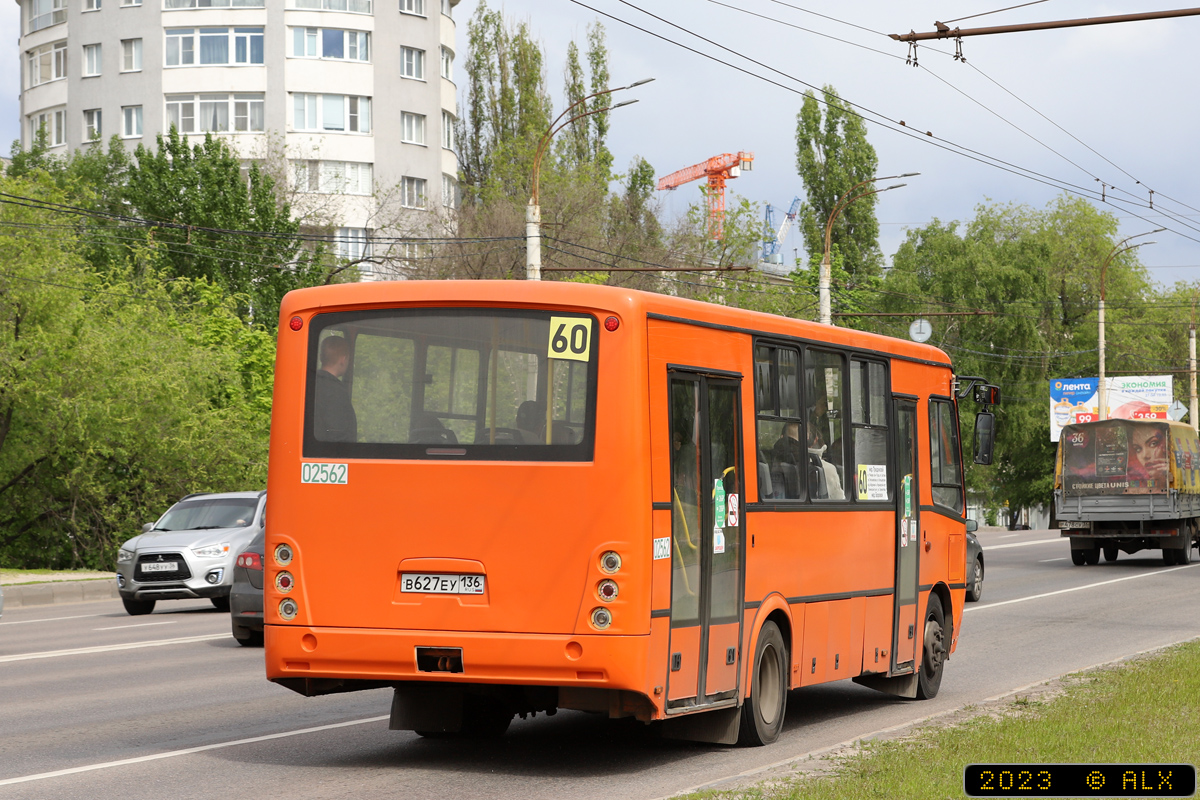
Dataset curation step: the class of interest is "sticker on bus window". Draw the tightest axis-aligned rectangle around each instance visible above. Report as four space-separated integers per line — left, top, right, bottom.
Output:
301 463 348 484
856 464 888 501
713 527 726 554
727 494 739 527
653 537 670 560
547 316 592 362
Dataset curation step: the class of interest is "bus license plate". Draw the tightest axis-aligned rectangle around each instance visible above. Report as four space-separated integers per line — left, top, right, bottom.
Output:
141 562 178 572
401 573 485 595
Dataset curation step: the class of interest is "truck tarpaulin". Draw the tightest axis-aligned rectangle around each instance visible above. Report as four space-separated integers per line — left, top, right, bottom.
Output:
1056 419 1200 496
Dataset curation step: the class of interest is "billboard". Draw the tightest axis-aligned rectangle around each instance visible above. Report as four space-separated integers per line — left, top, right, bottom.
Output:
1049 375 1172 442
1058 419 1200 495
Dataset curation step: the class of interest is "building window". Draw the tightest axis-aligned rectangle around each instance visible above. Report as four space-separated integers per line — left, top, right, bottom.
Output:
83 44 102 76
290 28 369 61
294 160 373 195
30 108 67 146
122 105 143 137
441 111 454 150
85 0 101 10
165 28 264 66
399 0 423 15
84 109 102 140
166 93 265 133
401 176 426 209
165 0 264 7
442 174 457 209
292 94 371 133
122 0 141 6
441 0 450 17
336 227 370 260
27 41 67 87
440 46 452 80
122 39 143 72
401 112 425 145
400 47 424 80
28 0 66 32
294 0 371 14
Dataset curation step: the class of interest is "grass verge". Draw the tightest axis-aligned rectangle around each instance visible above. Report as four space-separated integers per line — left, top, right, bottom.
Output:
0 568 114 585
684 640 1200 800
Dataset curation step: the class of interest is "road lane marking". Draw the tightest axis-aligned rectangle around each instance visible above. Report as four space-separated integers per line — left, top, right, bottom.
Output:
965 563 1200 612
998 533 1021 538
0 613 104 626
0 633 227 663
94 621 177 631
983 538 1061 550
1039 557 1068 563
0 715 391 786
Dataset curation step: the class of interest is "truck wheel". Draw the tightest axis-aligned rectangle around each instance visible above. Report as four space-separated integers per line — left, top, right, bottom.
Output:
738 621 788 746
1179 545 1193 565
1163 549 1178 566
1070 550 1086 566
1103 546 1118 562
916 594 946 700
1083 547 1100 566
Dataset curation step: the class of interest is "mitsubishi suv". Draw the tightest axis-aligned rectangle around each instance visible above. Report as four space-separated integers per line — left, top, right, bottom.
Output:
116 491 266 616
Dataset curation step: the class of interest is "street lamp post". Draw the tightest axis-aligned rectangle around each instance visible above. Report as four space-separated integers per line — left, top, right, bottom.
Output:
526 78 653 280
819 172 918 325
1097 228 1164 420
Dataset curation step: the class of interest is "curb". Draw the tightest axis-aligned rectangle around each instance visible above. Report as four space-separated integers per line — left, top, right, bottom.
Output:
3 579 120 608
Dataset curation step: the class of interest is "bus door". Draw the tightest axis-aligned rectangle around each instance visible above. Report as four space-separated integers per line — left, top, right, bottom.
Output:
666 371 745 709
892 398 920 673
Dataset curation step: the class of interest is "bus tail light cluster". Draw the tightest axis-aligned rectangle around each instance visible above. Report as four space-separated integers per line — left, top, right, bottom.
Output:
274 543 299 621
590 550 623 629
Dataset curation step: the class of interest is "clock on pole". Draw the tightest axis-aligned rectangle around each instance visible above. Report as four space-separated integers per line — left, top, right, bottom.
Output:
909 318 932 343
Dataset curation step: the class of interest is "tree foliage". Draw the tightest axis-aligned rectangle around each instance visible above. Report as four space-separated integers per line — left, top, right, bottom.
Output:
794 85 883 315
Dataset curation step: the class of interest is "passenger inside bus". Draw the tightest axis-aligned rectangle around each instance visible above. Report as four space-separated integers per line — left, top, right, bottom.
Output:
516 400 546 443
313 335 357 442
769 422 804 499
410 412 457 445
808 426 845 500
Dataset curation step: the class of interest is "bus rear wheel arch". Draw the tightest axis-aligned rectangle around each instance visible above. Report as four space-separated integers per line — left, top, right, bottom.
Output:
737 620 788 746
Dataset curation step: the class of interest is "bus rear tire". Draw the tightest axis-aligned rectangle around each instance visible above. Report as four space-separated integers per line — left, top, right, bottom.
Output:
738 621 787 746
915 594 946 700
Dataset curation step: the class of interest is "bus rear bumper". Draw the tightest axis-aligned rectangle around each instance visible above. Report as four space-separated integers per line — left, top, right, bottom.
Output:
265 623 654 697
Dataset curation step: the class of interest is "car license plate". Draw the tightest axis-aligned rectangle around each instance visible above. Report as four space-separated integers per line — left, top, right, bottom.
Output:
142 562 178 572
400 573 485 595
1058 521 1091 530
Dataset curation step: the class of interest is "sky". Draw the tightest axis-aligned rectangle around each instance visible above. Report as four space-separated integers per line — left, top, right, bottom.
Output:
3 0 1199 288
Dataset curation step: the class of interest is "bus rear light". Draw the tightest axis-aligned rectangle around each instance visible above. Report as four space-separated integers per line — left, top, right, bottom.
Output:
604 316 620 332
274 543 294 566
279 598 299 620
289 316 304 331
596 579 619 602
275 571 294 593
237 553 263 571
590 607 613 630
599 551 622 573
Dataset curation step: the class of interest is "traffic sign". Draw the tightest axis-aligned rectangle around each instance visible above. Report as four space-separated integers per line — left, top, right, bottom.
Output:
1168 400 1188 422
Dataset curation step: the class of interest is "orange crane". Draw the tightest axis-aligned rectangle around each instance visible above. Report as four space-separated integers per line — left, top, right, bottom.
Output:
657 151 754 239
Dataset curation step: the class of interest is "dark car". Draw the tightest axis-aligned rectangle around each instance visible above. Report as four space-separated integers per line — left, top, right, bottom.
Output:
230 527 265 646
966 529 984 603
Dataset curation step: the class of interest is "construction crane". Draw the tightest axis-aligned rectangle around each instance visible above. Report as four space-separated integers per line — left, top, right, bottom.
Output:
762 196 801 263
657 151 753 240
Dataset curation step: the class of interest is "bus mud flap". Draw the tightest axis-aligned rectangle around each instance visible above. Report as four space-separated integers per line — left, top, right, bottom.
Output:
389 683 465 733
853 672 918 699
660 706 741 745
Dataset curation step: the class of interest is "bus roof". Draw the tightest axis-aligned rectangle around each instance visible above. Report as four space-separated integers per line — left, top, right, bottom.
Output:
279 280 952 368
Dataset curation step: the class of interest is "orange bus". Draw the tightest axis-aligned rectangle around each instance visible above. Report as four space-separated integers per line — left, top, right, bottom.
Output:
264 281 997 745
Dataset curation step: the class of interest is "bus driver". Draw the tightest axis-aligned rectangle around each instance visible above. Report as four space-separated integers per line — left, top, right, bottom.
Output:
314 335 357 443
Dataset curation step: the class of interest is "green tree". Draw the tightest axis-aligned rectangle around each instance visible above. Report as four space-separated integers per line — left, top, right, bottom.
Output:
561 22 613 182
794 85 883 314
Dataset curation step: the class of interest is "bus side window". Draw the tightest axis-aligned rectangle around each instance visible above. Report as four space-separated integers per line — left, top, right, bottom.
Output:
849 359 891 502
930 399 965 513
755 343 804 501
806 349 845 501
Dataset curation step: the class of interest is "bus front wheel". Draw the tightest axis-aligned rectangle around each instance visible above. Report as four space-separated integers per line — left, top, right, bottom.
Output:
915 594 946 700
738 621 788 746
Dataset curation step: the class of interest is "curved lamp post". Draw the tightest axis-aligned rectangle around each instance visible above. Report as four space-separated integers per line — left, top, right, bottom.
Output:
526 78 653 280
819 172 918 325
1097 228 1164 419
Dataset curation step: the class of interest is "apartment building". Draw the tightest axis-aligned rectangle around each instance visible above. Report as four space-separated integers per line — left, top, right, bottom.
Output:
16 0 459 271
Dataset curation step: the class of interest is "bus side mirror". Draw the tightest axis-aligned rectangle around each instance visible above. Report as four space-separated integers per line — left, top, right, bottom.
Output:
965 518 978 532
974 412 996 465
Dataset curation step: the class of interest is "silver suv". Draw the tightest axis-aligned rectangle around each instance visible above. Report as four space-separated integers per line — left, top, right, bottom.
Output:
116 491 266 616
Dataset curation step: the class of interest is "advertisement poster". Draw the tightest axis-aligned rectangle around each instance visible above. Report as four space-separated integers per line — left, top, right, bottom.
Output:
1060 420 1169 494
1049 376 1172 442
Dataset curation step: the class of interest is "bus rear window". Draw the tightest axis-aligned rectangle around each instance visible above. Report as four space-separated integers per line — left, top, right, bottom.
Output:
303 309 598 461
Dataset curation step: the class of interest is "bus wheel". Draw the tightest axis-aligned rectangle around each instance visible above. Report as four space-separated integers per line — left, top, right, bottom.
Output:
1103 546 1118 562
915 595 946 700
738 621 787 746
1070 550 1086 566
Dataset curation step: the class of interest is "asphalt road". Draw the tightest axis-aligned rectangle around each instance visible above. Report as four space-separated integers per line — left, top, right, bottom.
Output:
2 528 1198 800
